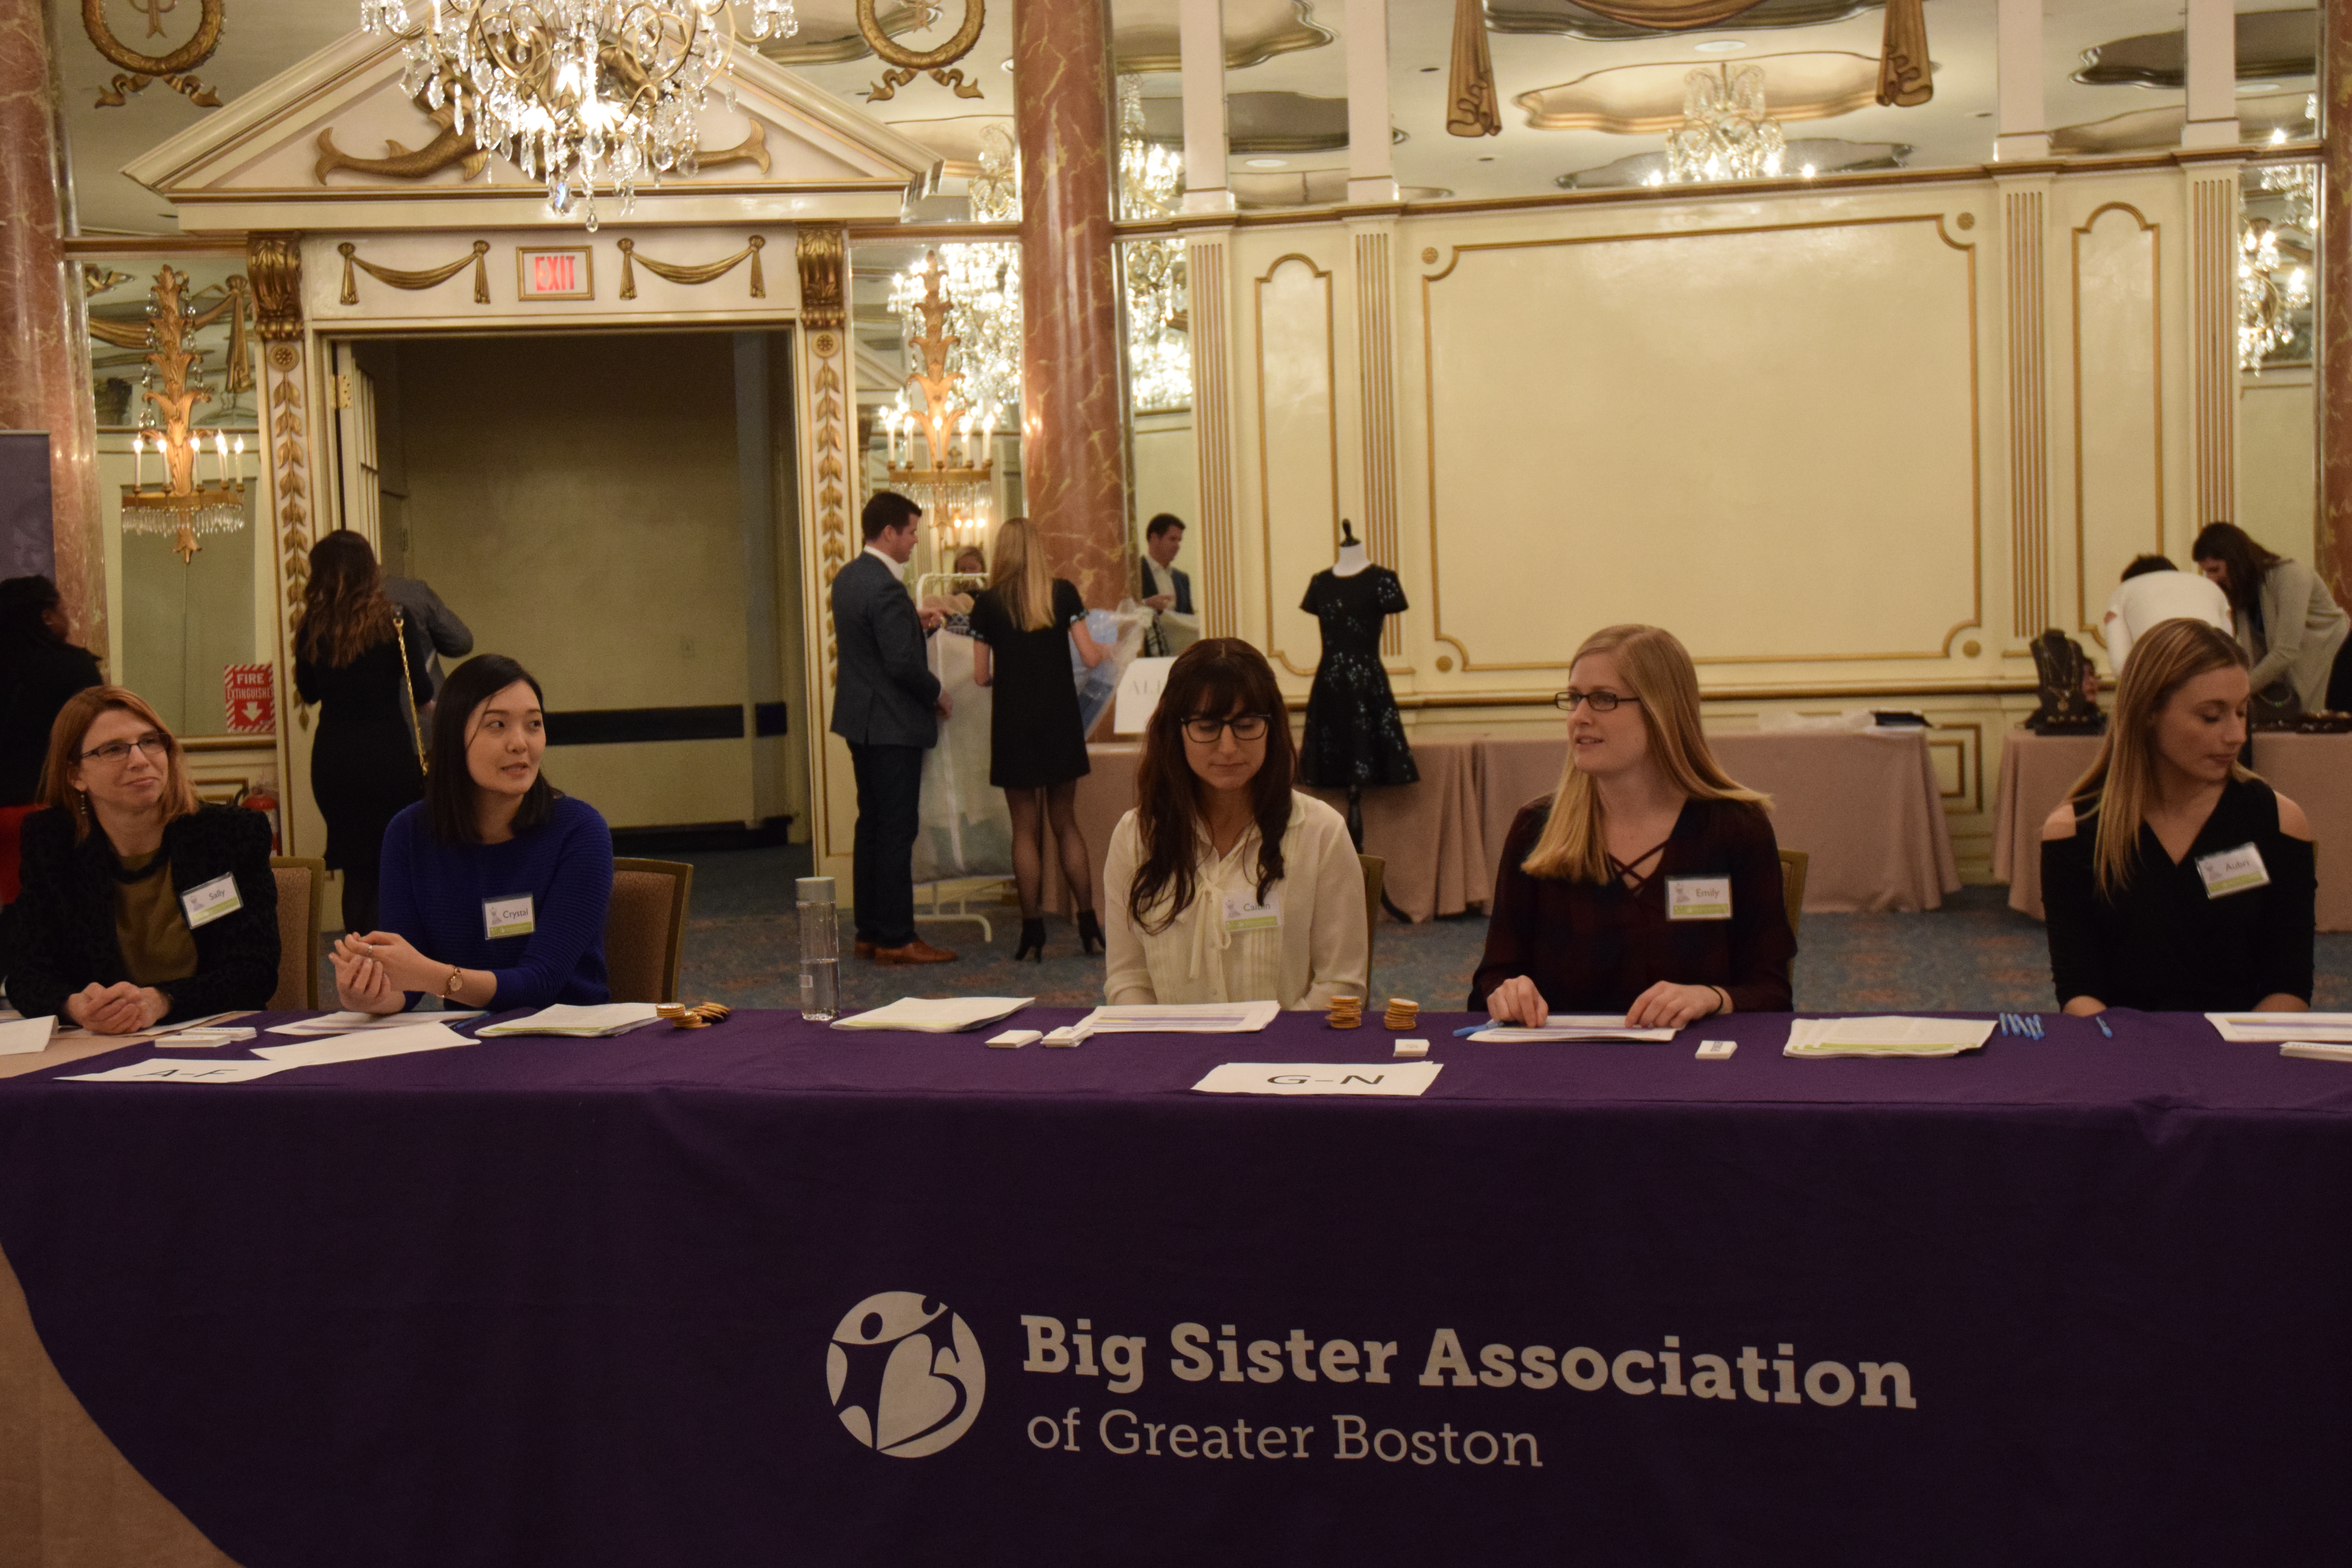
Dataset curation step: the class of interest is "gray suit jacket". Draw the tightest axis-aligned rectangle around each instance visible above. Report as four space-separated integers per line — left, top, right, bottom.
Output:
829 551 940 749
383 576 474 693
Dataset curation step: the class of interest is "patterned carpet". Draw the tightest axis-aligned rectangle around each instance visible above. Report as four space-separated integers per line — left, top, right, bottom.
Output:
670 846 2352 1015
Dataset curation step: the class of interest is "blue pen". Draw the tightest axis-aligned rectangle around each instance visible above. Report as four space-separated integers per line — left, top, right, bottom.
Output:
2027 1015 2043 1040
2094 1015 2113 1038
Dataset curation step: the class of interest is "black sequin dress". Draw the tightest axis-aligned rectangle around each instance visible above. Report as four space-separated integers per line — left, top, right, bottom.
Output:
1299 566 1419 788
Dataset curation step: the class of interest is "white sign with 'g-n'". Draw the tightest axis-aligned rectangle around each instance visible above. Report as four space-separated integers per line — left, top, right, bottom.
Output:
1191 1062 1442 1097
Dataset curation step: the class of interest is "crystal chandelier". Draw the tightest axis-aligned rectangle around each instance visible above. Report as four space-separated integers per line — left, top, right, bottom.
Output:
883 252 996 554
1118 77 1191 414
1666 64 1786 184
2238 217 2312 371
357 0 799 231
122 267 247 564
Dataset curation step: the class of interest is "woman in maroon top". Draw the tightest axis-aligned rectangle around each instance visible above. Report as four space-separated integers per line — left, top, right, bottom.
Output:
1471 624 1796 1025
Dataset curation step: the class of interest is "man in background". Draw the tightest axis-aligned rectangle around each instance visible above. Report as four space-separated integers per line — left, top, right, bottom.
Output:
829 491 955 965
2102 554 2232 675
1138 513 1200 657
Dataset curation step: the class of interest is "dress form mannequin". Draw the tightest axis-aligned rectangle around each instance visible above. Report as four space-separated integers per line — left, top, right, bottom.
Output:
1299 521 1416 920
1334 522 1370 578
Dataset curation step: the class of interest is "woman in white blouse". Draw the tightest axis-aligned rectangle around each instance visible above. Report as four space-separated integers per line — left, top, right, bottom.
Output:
1103 639 1367 1008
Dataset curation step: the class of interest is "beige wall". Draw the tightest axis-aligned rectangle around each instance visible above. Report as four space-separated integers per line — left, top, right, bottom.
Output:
2239 368 2318 564
393 332 756 829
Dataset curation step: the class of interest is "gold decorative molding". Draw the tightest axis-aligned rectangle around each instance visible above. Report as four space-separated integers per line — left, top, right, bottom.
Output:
246 235 311 615
1448 0 1502 138
1253 253 1340 679
337 240 492 306
1352 227 1403 657
860 0 987 100
1188 234 1240 639
2187 166 2239 529
2005 183 2051 637
809 331 852 695
797 225 847 329
1419 214 1983 670
1514 52 1887 134
2069 201 2163 645
316 100 492 184
83 0 222 107
617 235 766 299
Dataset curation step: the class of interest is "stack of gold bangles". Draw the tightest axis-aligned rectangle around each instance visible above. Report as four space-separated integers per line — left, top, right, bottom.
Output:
658 1002 733 1029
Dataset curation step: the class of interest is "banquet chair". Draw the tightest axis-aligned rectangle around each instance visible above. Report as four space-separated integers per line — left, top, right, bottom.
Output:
1778 850 1809 940
1358 855 1386 992
607 858 694 1004
268 857 326 1010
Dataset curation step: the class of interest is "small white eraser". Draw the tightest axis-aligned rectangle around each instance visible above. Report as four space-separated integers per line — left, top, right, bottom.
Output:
1042 1027 1083 1048
1394 1038 1429 1059
987 1030 1040 1049
1696 1039 1738 1060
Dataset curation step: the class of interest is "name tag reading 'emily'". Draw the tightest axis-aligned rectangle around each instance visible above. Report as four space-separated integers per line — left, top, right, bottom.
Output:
2195 843 2270 899
483 895 536 940
1666 876 1732 921
178 873 243 929
1222 886 1281 935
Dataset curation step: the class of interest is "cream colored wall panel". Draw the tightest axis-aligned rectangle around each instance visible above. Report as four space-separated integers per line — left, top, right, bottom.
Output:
540 739 754 829
2071 203 2164 647
1418 216 1979 671
2238 372 2317 562
1252 254 1341 679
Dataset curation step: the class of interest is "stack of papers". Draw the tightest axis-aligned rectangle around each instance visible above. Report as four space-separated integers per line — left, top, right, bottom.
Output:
1072 1002 1281 1035
1783 1016 1995 1059
268 1010 486 1036
832 997 1034 1033
1461 1014 1677 1043
2207 1012 2352 1044
475 1004 666 1038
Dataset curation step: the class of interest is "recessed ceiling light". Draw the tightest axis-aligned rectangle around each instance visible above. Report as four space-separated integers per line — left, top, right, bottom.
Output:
1245 157 1289 169
1692 39 1746 53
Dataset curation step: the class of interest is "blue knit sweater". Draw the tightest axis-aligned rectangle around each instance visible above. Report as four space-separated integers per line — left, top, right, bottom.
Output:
377 794 613 1008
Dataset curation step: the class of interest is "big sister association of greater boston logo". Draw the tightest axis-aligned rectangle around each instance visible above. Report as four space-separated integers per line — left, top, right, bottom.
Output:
829 1292 1917 1464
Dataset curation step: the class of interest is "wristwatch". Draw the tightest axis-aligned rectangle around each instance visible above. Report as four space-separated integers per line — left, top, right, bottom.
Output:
441 967 465 1000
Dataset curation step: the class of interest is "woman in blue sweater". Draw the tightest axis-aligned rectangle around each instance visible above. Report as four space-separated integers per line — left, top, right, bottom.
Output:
332 654 612 1013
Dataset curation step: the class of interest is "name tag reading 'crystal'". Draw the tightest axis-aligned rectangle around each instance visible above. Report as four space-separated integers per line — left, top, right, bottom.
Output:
483 895 536 940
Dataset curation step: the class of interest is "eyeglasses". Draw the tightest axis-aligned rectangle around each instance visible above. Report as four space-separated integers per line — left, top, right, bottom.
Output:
1553 690 1641 713
78 731 171 766
1182 713 1272 744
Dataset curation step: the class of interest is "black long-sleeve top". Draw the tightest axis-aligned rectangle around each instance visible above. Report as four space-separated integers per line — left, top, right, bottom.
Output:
4 804 279 1022
2042 775 2314 1011
1469 796 1797 1015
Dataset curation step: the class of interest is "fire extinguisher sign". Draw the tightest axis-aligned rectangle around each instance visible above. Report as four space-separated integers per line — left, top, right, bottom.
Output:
223 664 274 734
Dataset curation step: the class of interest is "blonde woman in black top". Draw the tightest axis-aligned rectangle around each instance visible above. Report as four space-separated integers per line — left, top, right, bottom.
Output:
2041 617 2315 1014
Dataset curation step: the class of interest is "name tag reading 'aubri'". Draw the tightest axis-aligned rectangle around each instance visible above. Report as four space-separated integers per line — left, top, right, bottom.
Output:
483 894 536 940
2195 842 2270 899
1666 876 1732 921
178 872 243 929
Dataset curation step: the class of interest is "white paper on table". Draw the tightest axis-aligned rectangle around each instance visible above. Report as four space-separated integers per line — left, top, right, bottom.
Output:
153 1027 258 1048
1465 1014 1677 1044
266 1010 487 1036
252 1022 474 1068
1192 1062 1443 1097
54 1010 245 1042
1782 1016 1994 1058
0 1017 55 1056
63 1058 294 1084
476 1004 666 1038
2207 1012 2352 1043
1076 1002 1282 1035
831 997 1035 1033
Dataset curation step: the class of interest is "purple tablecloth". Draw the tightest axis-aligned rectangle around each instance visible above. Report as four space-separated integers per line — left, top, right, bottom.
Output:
1 1007 2349 1566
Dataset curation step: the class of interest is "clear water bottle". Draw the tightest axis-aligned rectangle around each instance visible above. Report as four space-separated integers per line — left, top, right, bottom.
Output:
797 875 840 1021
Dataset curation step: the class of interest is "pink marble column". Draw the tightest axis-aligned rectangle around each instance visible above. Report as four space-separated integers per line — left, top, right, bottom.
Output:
0 0 103 647
1012 0 1130 611
2325 5 2352 603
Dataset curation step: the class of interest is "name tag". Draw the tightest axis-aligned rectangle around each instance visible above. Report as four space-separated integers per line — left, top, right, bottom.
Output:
483 894 536 939
1666 876 1733 921
178 872 243 929
2195 842 2270 899
1222 885 1281 935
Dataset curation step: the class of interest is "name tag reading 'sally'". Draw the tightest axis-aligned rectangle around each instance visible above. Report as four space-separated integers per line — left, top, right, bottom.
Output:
2195 843 2270 899
1222 885 1281 935
484 894 537 940
178 872 243 929
1666 876 1733 921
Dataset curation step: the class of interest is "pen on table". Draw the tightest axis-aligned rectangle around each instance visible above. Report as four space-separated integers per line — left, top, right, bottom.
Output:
2094 1015 2113 1038
2027 1014 2043 1040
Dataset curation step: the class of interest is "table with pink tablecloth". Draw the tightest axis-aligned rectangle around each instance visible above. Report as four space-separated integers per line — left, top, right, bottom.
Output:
1475 731 1962 913
1995 729 2352 930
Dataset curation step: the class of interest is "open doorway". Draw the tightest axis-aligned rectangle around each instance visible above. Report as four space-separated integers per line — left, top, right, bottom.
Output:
325 329 809 854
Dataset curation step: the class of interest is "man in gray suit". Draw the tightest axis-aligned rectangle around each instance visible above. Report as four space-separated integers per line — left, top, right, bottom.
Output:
830 491 956 964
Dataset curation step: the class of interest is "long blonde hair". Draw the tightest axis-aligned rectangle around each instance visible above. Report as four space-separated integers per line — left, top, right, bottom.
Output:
988 516 1056 633
1522 624 1768 882
2066 617 2253 898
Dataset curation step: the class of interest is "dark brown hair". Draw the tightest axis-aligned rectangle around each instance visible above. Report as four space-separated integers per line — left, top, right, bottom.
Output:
862 490 921 541
297 530 397 668
40 685 199 841
1127 638 1295 934
425 654 561 844
2191 522 2284 615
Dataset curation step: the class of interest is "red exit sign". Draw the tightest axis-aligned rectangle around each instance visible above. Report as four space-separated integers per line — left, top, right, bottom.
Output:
517 247 594 300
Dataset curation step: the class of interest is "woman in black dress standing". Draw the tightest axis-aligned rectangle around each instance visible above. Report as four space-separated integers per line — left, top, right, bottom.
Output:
294 530 432 934
969 517 1111 960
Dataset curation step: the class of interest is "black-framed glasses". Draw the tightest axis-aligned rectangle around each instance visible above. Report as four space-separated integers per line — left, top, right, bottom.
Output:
1182 713 1273 744
1553 690 1641 714
78 731 171 766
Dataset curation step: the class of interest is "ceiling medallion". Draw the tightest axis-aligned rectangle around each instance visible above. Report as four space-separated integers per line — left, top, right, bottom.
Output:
859 0 986 102
1664 64 1784 183
357 0 801 230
